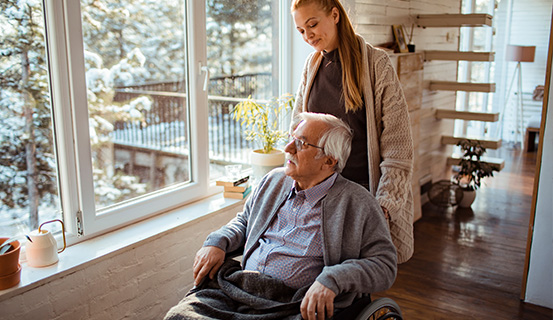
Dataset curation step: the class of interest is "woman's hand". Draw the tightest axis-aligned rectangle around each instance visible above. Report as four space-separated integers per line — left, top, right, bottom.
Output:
192 246 225 286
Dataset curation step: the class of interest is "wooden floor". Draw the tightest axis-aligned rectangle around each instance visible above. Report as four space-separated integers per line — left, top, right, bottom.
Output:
374 146 552 319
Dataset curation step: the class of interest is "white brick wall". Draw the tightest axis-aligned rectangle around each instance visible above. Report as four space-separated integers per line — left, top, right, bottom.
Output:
0 208 236 320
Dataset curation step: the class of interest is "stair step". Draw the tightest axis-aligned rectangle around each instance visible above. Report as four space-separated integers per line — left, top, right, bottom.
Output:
447 154 505 171
416 13 493 28
430 81 496 92
441 136 502 149
424 50 495 62
435 109 499 122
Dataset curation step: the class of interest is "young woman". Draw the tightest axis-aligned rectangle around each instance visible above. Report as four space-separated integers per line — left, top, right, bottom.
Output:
291 0 415 263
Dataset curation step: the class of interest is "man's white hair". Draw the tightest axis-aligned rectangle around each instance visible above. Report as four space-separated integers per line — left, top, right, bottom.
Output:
297 112 353 173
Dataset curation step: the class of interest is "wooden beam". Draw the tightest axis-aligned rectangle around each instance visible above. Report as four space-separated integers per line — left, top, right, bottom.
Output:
435 109 499 122
430 81 496 92
447 154 505 171
424 50 495 62
416 14 493 28
441 135 502 149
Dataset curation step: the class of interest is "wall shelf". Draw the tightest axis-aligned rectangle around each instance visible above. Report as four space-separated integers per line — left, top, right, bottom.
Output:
429 81 496 92
435 109 499 122
424 50 495 62
416 14 493 28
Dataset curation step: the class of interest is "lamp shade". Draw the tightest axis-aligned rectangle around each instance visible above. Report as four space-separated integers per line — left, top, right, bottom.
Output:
505 45 536 62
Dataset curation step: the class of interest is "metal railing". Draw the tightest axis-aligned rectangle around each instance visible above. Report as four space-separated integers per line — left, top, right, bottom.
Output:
113 90 189 154
112 73 273 164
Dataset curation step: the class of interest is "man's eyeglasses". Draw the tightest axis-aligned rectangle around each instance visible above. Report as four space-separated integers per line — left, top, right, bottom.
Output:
291 136 324 151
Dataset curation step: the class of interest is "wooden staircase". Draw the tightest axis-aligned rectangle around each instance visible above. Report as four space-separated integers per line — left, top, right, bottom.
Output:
416 13 504 172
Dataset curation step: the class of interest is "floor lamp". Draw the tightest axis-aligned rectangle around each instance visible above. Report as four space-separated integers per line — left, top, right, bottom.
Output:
498 45 536 145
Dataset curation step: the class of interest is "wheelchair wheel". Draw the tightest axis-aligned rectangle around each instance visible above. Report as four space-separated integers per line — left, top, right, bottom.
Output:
354 297 403 320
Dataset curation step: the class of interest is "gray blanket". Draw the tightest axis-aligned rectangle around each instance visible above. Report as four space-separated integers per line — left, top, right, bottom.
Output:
164 259 308 320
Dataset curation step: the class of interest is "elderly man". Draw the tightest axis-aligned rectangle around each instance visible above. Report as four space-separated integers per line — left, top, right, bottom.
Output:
165 113 397 320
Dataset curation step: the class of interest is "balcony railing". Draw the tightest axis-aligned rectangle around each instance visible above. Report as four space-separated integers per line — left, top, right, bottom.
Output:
112 73 272 166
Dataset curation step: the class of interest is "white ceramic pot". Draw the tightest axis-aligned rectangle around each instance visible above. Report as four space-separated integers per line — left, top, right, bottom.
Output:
458 189 476 208
250 149 285 181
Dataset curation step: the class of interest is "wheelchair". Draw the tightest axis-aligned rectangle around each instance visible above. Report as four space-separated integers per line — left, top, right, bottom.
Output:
333 296 403 320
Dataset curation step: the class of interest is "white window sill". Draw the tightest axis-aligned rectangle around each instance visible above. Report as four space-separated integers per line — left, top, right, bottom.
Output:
0 193 245 302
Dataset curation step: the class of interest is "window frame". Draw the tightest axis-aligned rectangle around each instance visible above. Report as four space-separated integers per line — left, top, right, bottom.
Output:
37 0 290 243
42 0 211 241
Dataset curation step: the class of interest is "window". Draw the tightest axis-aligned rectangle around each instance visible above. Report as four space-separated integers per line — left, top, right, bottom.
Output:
0 0 282 241
80 0 192 212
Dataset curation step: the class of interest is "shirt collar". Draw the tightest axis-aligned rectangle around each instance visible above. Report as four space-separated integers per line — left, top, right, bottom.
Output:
322 48 339 63
289 173 338 205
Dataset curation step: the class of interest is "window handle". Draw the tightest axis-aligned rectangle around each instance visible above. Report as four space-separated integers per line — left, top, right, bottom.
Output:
199 63 210 92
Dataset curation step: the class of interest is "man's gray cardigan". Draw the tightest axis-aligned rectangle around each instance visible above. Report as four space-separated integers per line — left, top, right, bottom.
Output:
204 168 397 308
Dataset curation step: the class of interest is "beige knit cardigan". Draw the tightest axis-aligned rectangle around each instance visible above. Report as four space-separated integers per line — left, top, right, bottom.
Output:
292 35 415 263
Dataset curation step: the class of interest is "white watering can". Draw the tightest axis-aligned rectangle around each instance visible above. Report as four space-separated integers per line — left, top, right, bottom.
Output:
26 219 66 268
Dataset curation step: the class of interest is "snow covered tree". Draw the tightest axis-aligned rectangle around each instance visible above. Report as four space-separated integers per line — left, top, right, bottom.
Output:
81 0 273 82
206 0 273 76
81 0 186 84
0 0 152 229
0 0 55 229
84 48 151 207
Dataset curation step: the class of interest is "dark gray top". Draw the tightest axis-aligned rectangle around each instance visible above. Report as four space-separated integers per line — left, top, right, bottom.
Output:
307 49 369 185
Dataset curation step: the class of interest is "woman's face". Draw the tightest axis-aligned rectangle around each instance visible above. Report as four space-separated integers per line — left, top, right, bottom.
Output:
292 3 340 52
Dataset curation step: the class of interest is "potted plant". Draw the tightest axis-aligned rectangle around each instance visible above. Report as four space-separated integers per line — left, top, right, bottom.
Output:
453 139 499 207
232 94 294 179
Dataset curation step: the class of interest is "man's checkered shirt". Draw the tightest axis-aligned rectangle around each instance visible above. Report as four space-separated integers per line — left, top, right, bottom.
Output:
244 173 338 289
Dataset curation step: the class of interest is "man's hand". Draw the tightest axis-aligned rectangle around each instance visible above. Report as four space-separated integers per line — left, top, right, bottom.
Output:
192 246 225 286
300 281 337 320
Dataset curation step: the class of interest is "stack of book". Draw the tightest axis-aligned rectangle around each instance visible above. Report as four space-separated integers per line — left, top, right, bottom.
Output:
216 175 252 199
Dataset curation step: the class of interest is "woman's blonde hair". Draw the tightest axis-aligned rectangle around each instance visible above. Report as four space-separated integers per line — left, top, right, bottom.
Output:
291 0 364 112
